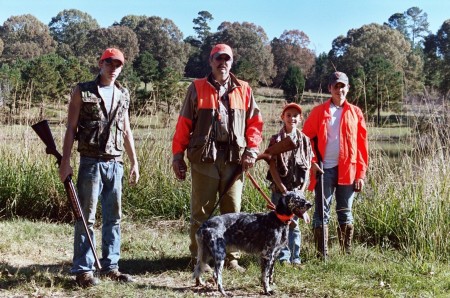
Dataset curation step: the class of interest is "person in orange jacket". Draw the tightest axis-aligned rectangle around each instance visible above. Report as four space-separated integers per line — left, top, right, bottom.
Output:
302 71 368 256
171 44 263 271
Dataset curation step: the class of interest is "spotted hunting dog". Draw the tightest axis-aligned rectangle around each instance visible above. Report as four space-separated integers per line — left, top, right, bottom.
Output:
193 191 312 296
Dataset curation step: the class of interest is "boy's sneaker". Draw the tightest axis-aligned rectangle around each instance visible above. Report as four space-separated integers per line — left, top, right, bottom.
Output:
292 260 304 269
100 269 134 283
76 272 99 288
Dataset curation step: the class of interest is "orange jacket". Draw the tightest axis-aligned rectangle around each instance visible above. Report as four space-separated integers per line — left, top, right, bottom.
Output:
302 99 368 191
172 73 263 163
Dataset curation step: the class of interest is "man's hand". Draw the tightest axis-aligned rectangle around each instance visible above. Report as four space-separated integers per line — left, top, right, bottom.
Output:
311 162 324 178
354 178 365 192
129 163 140 186
241 154 256 172
59 159 73 183
172 159 187 180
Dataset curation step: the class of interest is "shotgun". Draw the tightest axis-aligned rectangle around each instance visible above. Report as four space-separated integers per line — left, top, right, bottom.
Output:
31 120 102 270
208 136 297 219
312 137 327 261
256 135 296 163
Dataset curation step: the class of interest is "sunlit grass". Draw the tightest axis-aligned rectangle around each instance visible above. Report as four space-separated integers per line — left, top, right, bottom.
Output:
0 101 449 263
1 219 448 297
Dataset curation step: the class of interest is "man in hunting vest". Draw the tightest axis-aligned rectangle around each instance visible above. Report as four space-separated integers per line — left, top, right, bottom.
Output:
59 48 139 287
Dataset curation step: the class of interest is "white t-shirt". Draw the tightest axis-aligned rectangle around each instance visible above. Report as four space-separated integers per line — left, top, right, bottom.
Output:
99 85 114 114
323 104 343 169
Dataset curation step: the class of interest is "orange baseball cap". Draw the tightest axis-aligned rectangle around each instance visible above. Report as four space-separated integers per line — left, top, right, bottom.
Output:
100 48 125 65
281 103 302 117
210 43 233 59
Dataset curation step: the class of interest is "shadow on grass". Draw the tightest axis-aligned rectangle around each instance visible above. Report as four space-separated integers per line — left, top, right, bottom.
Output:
0 255 194 291
0 261 75 290
120 255 194 274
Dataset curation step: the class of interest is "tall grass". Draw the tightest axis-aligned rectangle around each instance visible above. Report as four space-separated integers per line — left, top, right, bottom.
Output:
0 104 449 261
356 120 450 261
0 126 69 221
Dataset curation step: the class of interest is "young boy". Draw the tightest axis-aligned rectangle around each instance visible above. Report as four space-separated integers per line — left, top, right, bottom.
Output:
266 103 313 266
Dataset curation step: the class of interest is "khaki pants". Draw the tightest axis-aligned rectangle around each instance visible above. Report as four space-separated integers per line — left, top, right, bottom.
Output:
189 152 243 260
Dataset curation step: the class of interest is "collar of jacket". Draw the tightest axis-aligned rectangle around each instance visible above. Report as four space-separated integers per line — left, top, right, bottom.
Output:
207 72 242 90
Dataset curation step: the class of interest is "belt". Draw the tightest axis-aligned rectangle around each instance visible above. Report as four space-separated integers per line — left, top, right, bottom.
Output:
81 155 123 163
215 142 229 150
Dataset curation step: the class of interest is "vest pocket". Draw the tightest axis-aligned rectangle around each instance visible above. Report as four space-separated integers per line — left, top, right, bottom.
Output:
77 121 100 150
187 135 210 163
81 95 102 119
228 136 245 163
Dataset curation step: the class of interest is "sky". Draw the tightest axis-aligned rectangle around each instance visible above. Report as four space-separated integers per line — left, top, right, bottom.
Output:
0 0 449 54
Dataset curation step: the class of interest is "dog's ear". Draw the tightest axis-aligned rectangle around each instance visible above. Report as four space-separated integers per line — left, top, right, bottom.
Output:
275 196 292 215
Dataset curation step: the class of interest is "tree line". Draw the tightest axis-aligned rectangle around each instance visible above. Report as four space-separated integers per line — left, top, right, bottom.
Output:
0 7 448 121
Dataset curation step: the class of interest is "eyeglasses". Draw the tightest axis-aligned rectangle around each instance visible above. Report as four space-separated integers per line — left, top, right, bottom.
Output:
214 55 232 62
104 58 123 68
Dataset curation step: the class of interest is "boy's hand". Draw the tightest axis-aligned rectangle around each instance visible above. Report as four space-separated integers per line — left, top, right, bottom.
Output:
312 162 324 178
302 212 311 224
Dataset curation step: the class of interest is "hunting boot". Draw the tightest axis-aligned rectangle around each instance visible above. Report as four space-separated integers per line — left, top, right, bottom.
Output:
313 225 328 258
337 223 354 254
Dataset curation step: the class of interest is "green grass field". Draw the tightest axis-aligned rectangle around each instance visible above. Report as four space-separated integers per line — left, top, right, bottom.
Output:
1 219 449 297
0 94 449 297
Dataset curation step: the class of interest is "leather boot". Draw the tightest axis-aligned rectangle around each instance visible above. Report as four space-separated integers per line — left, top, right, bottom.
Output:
313 225 328 258
337 224 354 254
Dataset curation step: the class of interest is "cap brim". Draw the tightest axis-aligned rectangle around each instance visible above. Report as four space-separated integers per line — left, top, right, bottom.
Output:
331 79 348 86
212 52 232 59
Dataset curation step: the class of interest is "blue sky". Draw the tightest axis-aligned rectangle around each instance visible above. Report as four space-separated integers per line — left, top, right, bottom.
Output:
0 0 449 54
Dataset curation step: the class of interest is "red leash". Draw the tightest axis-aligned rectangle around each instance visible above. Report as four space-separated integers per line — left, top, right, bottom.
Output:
245 171 276 210
245 172 294 224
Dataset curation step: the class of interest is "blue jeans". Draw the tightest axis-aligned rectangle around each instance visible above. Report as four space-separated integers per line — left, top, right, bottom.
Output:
271 192 302 264
71 157 123 274
312 166 355 228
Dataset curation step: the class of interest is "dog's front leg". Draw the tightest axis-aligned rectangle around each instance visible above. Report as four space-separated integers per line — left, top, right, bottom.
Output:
214 259 229 296
260 257 274 295
268 249 279 285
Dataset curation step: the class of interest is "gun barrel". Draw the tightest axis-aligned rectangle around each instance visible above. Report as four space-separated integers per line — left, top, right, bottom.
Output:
32 119 101 270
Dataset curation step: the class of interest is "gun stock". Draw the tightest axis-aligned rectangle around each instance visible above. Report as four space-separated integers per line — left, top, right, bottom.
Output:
256 135 296 163
31 120 102 270
31 120 62 165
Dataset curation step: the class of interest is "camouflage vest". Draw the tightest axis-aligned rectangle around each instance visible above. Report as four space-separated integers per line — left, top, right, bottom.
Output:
76 78 130 158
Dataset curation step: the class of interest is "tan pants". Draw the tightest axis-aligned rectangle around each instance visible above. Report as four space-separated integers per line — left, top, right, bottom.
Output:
189 152 243 260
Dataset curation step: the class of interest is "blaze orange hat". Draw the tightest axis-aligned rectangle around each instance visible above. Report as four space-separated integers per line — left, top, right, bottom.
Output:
210 43 233 59
281 103 302 117
100 48 125 65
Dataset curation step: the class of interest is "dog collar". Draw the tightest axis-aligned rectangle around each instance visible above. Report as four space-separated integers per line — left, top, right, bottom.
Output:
275 212 294 224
